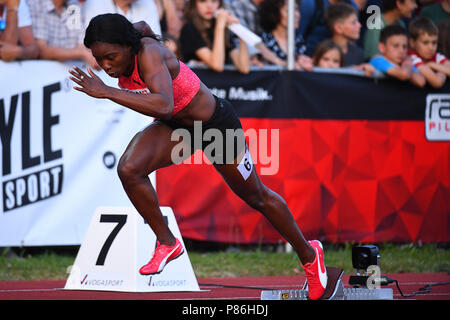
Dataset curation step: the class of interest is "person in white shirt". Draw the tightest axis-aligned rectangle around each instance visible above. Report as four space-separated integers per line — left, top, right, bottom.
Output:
82 0 161 36
0 0 38 61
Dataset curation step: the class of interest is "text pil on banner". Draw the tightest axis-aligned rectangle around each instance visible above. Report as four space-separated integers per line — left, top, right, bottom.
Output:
425 94 450 141
64 206 200 292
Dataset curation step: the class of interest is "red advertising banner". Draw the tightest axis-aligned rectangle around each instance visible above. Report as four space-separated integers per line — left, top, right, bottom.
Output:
156 70 450 244
157 119 449 243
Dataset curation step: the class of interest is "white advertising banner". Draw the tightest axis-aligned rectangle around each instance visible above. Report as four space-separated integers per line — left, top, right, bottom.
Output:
0 60 152 246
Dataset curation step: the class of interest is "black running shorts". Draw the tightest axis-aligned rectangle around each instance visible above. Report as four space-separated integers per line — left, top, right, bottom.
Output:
160 95 246 164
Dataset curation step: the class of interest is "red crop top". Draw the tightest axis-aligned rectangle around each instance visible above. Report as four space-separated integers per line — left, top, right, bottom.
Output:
118 55 200 115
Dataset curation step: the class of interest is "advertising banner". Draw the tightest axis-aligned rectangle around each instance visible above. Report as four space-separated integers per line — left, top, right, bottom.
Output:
1 61 449 245
0 60 151 246
156 69 450 243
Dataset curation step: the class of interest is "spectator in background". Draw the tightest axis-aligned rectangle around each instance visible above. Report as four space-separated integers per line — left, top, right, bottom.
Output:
0 0 38 61
155 0 183 37
369 24 425 86
82 0 161 36
299 0 359 57
353 0 368 12
27 0 99 69
358 0 378 47
325 3 374 75
162 31 180 58
312 38 344 67
224 0 286 67
259 0 313 70
224 0 263 35
325 3 364 64
437 19 450 58
363 0 417 60
174 0 186 23
179 0 250 73
420 0 450 25
408 16 449 88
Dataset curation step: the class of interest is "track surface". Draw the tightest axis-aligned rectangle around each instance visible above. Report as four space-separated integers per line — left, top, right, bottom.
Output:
1 273 449 300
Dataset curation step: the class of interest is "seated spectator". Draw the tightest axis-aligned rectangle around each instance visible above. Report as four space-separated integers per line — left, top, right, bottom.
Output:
312 38 344 67
369 24 425 86
363 0 417 60
0 0 38 61
179 0 250 73
155 0 183 38
259 0 313 70
420 0 450 25
83 0 161 36
224 0 286 67
408 16 449 88
325 3 374 75
299 0 359 57
27 0 99 69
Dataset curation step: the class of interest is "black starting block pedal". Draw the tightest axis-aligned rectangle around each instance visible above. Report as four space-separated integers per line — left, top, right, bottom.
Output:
322 266 345 299
260 266 393 300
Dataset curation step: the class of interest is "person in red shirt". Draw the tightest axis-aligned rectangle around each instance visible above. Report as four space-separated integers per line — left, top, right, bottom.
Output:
69 13 328 300
408 16 450 88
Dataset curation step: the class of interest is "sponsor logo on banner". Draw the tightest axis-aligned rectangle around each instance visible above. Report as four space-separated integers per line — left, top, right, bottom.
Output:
211 87 272 101
0 82 64 212
80 273 126 288
148 276 188 288
425 94 450 141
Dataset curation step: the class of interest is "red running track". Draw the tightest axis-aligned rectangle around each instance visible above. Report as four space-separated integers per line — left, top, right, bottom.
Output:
0 273 449 300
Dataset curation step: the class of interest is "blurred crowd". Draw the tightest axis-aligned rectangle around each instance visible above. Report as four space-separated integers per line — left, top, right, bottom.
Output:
1 0 449 88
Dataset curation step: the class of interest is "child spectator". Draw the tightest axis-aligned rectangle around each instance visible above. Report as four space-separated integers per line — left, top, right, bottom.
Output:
179 0 250 73
312 38 344 67
325 2 363 65
299 0 359 57
0 0 38 61
363 0 417 60
325 3 375 75
408 16 449 88
369 24 425 87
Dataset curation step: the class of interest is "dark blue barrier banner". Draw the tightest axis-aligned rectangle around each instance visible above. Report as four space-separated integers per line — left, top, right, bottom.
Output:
194 69 450 120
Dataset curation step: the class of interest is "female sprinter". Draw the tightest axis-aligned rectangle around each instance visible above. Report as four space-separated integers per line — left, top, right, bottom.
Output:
69 13 327 300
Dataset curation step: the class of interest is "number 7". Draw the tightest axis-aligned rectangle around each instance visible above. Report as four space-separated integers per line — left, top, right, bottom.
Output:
96 214 127 266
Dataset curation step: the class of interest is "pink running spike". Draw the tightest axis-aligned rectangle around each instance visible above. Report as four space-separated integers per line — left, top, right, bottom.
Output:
139 238 184 275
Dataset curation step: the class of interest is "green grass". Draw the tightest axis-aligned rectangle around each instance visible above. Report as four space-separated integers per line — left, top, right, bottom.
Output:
0 248 75 281
190 243 450 278
0 243 448 281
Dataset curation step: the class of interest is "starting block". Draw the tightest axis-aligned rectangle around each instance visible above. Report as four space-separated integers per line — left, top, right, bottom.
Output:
261 267 393 300
65 206 200 292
